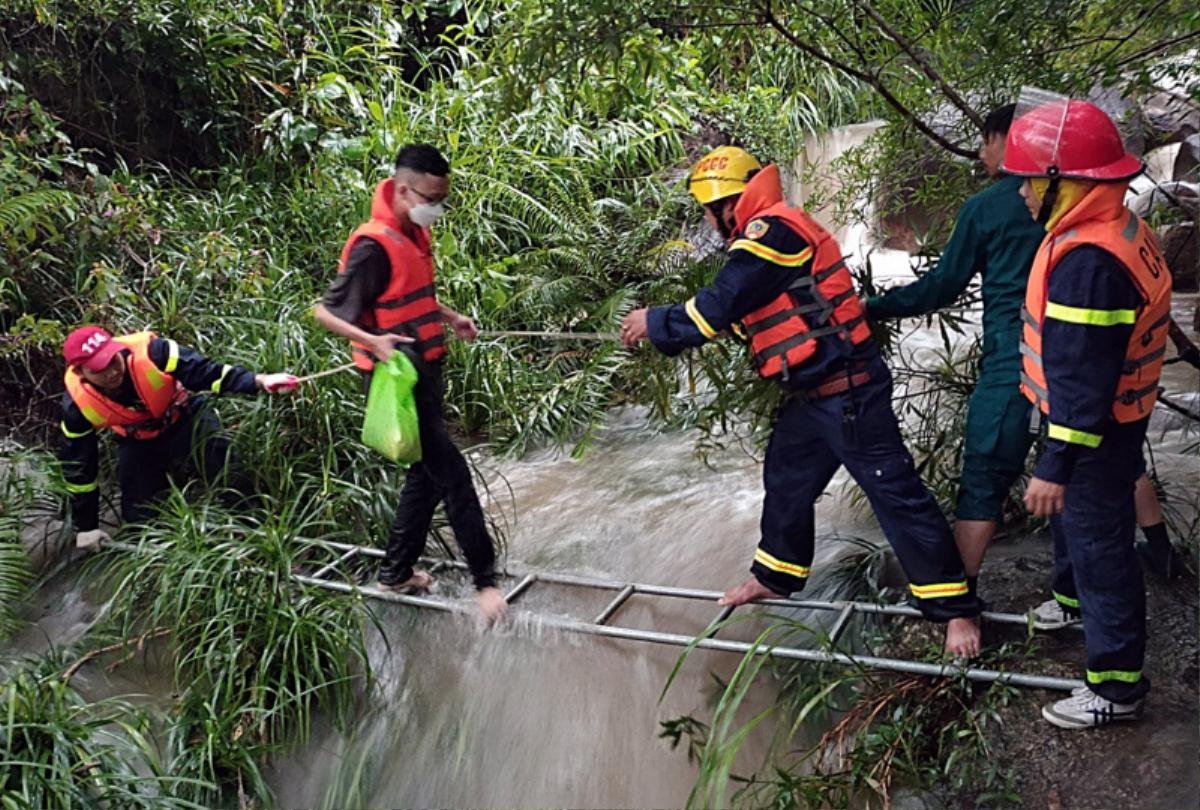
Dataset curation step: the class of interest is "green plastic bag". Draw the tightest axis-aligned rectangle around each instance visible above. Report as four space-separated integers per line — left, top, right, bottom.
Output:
361 352 422 465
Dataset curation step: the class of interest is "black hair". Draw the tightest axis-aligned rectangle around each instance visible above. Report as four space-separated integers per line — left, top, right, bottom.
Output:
982 104 1017 140
394 144 450 176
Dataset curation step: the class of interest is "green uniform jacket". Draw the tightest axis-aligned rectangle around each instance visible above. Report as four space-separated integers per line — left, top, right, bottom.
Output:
867 174 1045 386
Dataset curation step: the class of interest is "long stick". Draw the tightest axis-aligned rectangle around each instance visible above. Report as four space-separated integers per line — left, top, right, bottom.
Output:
293 362 358 383
477 329 620 342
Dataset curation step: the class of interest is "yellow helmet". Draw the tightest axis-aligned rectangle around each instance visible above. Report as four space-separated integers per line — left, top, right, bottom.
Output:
688 146 762 205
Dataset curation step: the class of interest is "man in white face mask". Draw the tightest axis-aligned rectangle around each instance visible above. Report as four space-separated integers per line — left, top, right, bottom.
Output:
315 144 507 625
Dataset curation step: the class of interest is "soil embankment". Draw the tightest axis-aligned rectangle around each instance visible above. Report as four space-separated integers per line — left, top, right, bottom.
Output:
976 536 1199 810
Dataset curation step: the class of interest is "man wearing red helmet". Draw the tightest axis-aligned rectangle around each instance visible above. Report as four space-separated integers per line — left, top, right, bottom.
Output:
59 326 298 550
1003 94 1172 728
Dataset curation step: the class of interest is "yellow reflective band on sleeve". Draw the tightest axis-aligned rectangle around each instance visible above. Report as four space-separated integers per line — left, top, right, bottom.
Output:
1087 669 1141 685
1047 422 1103 448
61 421 93 439
1044 302 1136 327
1053 590 1080 609
64 480 98 494
730 240 814 268
684 298 717 340
164 339 180 372
211 365 232 394
753 548 810 578
908 581 969 599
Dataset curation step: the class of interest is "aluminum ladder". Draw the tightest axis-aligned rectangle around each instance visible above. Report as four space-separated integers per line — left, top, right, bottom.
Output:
296 539 1083 692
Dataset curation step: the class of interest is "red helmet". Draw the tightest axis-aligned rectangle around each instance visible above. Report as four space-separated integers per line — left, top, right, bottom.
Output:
1002 99 1143 181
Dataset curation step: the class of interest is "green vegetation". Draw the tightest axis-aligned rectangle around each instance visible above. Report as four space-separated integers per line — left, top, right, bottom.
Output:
1 0 1196 806
1 655 211 807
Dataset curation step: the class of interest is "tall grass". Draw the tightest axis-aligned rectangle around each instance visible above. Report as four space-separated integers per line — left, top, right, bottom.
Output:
93 491 373 803
0 655 212 807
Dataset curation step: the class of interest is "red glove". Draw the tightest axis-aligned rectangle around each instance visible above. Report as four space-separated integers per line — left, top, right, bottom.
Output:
258 373 299 393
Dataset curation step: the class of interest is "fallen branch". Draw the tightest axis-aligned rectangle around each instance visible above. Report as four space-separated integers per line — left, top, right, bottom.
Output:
61 627 172 683
1158 393 1200 422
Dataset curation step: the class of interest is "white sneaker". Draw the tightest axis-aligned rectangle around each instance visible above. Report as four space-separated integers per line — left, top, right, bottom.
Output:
1031 598 1082 630
1042 686 1143 729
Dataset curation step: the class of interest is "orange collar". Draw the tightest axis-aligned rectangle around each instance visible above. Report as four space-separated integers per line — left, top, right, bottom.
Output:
732 165 784 232
1049 182 1128 238
371 179 405 232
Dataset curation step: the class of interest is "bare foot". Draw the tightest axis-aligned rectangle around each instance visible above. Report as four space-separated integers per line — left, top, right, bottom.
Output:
944 616 982 659
476 586 507 627
718 577 779 606
378 569 437 594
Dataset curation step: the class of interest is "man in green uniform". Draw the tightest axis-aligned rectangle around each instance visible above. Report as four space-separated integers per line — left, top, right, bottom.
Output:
867 105 1045 653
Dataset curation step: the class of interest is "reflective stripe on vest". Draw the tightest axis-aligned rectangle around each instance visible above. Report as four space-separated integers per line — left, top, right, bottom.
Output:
63 332 189 440
1020 188 1172 424
336 180 446 369
736 206 871 380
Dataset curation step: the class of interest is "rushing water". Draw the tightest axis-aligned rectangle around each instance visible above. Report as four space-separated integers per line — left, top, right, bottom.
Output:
5 139 1197 805
9 297 1197 807
266 411 886 808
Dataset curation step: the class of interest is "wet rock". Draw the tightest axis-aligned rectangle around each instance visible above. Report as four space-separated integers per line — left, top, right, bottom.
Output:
1129 180 1198 220
1159 221 1198 292
1140 91 1200 150
1175 134 1199 180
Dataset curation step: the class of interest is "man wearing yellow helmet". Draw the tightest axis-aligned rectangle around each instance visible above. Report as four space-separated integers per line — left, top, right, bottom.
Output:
621 146 984 656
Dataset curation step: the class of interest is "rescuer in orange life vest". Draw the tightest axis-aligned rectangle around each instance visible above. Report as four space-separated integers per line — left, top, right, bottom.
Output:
314 144 506 625
621 146 985 656
59 326 299 550
1003 94 1172 729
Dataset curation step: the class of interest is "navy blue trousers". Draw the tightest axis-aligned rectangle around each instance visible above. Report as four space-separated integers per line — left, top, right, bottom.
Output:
754 355 981 621
1046 418 1150 703
115 399 230 524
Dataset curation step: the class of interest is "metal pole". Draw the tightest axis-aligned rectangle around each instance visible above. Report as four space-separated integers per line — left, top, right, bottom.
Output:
476 330 619 342
593 584 636 625
827 604 856 645
504 574 538 604
108 542 1078 692
302 540 1037 627
310 547 360 581
293 574 1083 692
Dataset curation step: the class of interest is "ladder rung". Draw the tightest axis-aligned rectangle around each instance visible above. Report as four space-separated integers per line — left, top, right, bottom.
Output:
505 574 537 603
593 584 636 625
310 547 360 581
827 603 856 645
704 604 737 639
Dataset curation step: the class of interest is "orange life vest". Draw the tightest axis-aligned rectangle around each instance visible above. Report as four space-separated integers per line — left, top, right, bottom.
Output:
731 166 872 379
63 332 188 439
337 178 447 369
1020 183 1172 422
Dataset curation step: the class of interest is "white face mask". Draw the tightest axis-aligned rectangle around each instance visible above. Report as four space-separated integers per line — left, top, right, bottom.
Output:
409 202 445 228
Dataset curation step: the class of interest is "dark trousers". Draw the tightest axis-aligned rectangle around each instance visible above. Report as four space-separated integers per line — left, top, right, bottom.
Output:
116 399 230 524
1046 418 1150 703
753 354 981 621
378 361 496 590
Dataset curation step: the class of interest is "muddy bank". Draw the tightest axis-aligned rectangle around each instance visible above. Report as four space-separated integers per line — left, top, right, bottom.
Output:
972 534 1199 810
